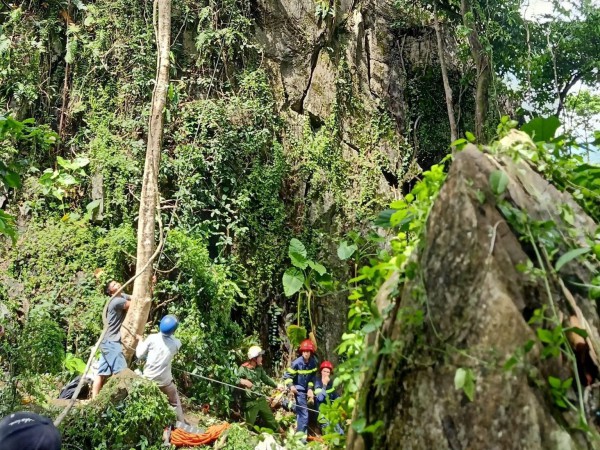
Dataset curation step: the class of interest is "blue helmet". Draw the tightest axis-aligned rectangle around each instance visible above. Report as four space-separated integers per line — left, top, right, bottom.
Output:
159 315 179 335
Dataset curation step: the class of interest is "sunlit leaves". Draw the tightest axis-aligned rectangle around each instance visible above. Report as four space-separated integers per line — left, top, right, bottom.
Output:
337 241 357 260
454 367 476 401
489 170 509 195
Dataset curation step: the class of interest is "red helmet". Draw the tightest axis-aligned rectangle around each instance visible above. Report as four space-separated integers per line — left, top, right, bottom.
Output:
320 360 334 373
298 339 316 353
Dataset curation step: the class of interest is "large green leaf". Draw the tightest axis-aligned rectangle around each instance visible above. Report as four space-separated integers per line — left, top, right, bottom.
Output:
289 238 308 269
1 170 20 188
289 238 307 258
315 272 333 290
374 209 395 228
307 260 326 275
58 173 78 186
290 252 308 269
337 241 357 260
286 325 307 348
521 116 560 142
283 267 304 297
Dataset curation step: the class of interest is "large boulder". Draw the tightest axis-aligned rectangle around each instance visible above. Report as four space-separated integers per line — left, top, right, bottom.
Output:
347 143 600 449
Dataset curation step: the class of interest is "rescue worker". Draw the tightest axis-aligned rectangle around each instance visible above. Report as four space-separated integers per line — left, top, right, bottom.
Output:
136 315 185 423
283 339 318 434
314 360 339 407
92 280 131 398
314 360 343 435
237 345 283 433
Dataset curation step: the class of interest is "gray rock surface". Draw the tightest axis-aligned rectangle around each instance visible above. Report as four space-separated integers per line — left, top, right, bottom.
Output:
346 145 600 449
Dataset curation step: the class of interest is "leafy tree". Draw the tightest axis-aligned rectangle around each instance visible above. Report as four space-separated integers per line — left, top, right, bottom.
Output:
512 1 600 117
0 115 57 241
564 90 600 160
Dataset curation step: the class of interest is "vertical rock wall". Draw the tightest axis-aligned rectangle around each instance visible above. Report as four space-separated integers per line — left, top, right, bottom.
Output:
253 0 455 361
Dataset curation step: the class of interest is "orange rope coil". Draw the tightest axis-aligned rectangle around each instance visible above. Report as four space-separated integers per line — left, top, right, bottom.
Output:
171 422 230 447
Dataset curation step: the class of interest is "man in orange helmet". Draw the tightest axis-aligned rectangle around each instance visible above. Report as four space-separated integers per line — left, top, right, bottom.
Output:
283 339 318 434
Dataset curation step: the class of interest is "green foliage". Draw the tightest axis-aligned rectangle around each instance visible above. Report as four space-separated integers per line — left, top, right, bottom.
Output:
494 116 600 223
64 352 87 375
489 169 509 195
220 423 260 449
554 247 591 272
521 116 561 143
454 368 476 401
39 156 89 203
0 115 58 241
330 158 449 445
337 241 357 260
281 238 334 332
17 311 65 374
2 220 134 362
60 376 176 449
162 230 243 414
286 324 307 348
193 0 257 78
315 0 334 20
490 118 600 426
548 376 574 409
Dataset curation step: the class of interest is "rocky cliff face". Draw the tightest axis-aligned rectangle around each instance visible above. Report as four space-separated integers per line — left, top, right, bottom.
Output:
255 0 445 180
346 140 600 449
254 0 460 359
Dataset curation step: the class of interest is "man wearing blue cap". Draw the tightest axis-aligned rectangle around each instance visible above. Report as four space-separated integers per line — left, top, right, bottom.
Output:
136 314 184 422
0 411 61 449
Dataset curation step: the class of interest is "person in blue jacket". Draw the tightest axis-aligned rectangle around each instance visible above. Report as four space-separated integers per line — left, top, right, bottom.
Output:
314 360 343 435
283 339 318 434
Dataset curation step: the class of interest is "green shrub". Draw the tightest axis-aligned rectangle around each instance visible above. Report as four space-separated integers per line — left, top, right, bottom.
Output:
221 423 259 449
18 310 65 374
60 375 175 450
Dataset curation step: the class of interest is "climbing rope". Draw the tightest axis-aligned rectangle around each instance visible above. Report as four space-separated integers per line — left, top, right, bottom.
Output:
172 368 322 414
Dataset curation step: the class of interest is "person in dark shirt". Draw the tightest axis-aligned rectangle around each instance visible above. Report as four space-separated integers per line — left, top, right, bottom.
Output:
0 411 61 450
92 280 131 398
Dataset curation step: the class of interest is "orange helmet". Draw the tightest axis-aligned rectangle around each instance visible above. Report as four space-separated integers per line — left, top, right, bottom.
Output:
320 360 334 373
298 339 316 353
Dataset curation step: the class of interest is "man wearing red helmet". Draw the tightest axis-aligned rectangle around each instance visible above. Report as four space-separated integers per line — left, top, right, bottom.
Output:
283 339 318 434
314 360 339 407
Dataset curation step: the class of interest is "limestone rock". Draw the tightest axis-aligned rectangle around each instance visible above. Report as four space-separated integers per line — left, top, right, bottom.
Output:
347 147 600 449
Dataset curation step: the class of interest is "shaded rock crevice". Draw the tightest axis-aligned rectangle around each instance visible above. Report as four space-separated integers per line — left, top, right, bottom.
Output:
290 41 325 114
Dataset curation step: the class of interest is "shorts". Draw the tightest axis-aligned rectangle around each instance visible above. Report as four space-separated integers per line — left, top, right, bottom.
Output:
97 339 127 376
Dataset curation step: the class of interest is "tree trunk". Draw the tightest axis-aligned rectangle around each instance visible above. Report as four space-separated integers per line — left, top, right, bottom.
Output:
121 0 171 361
461 0 491 142
433 3 458 143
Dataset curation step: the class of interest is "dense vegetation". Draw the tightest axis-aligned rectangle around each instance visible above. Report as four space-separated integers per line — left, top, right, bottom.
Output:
0 0 599 448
